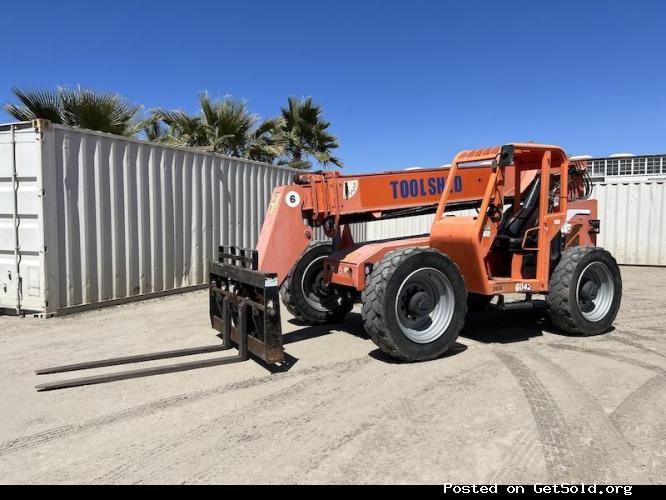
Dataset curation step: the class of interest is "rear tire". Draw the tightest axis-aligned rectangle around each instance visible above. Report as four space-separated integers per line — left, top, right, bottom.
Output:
546 246 622 336
280 242 354 325
361 247 467 361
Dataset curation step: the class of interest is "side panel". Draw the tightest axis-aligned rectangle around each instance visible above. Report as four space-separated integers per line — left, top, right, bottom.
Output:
563 199 597 249
0 123 46 313
256 186 310 284
326 236 431 289
594 180 666 266
430 216 490 294
1 122 298 314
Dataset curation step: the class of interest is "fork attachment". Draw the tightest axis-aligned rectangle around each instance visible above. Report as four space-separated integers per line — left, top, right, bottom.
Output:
209 246 284 364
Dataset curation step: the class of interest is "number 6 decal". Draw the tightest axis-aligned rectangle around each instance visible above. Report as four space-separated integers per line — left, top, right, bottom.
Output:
285 190 301 208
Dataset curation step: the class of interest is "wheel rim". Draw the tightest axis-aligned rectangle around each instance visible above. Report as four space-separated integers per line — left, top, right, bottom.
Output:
576 262 615 322
300 255 344 312
394 267 455 344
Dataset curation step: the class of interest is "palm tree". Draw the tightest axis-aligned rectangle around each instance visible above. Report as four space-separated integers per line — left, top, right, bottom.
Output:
4 87 146 137
276 96 343 169
152 93 284 162
4 88 61 123
199 93 257 157
153 110 208 148
243 117 285 163
142 119 169 142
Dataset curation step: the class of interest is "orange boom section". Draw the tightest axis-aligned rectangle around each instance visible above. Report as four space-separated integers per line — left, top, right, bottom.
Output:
257 162 536 284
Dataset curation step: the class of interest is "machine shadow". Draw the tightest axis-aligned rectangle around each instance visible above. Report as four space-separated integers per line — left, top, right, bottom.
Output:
284 312 469 364
282 306 567 365
460 307 547 343
368 342 468 364
283 312 369 345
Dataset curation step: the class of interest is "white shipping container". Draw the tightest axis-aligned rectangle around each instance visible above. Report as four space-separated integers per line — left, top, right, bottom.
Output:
594 180 666 266
364 209 480 241
0 121 297 315
355 185 666 268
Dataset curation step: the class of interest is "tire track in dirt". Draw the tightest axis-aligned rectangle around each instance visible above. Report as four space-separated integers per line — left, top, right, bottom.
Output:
272 363 491 484
637 325 666 334
523 348 650 482
160 359 490 484
546 337 665 479
188 389 381 483
0 356 370 459
618 311 666 322
609 372 666 482
604 335 666 358
92 356 375 484
486 427 542 484
492 349 577 483
27 367 346 484
491 346 652 483
619 327 665 343
612 372 666 425
546 343 665 373
487 335 663 483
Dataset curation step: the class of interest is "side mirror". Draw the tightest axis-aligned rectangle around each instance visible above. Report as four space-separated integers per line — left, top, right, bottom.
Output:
498 145 514 167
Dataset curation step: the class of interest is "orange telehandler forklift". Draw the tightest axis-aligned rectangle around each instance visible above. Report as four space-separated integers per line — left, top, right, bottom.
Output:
208 143 621 363
35 144 622 390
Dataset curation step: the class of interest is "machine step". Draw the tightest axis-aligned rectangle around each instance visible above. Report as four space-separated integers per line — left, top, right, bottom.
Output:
492 298 547 311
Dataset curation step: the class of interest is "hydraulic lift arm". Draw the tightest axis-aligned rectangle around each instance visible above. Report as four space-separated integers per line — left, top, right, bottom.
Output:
257 164 534 284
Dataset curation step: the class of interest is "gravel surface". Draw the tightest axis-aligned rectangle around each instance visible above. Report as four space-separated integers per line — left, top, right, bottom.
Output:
0 266 664 484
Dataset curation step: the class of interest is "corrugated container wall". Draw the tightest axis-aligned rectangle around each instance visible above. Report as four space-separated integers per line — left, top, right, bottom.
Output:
593 180 666 266
3 121 665 317
362 209 479 241
357 184 666 267
0 121 297 315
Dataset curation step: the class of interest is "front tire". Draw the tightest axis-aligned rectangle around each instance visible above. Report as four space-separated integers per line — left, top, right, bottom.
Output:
280 242 354 325
361 247 467 361
546 246 622 336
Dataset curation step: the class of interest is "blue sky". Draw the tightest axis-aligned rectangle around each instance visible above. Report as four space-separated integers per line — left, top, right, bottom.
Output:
2 0 665 172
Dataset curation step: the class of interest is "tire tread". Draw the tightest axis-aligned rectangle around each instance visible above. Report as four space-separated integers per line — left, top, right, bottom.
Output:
280 242 353 325
546 246 621 335
361 247 466 360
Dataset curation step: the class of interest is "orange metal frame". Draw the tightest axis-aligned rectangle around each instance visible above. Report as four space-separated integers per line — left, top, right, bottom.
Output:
428 144 570 295
257 143 596 297
292 164 531 228
257 161 534 283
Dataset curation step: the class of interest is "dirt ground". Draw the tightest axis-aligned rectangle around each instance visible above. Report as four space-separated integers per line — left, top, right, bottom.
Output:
0 266 664 484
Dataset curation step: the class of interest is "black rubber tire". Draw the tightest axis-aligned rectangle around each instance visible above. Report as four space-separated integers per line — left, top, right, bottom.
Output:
280 242 354 325
467 293 493 311
546 246 622 336
361 247 467 361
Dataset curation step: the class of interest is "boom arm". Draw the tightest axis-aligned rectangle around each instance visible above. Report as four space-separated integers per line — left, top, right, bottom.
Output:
293 166 527 225
257 164 535 284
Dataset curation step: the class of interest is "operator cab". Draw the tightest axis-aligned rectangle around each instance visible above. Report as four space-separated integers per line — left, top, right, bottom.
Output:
430 144 571 294
493 177 541 252
491 175 562 279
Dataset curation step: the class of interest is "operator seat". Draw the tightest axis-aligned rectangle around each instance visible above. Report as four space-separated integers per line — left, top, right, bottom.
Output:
493 177 541 252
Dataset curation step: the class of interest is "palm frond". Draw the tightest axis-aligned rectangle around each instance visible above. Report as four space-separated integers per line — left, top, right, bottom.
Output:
153 109 208 147
4 88 63 123
273 96 342 169
59 87 144 136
